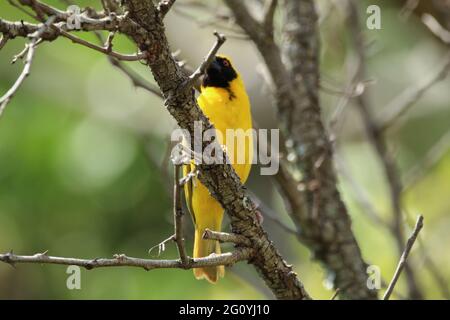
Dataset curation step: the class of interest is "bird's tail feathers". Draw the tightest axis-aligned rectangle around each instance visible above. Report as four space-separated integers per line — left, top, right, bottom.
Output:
193 228 225 283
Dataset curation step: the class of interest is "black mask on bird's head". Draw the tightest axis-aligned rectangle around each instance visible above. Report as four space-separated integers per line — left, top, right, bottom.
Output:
202 55 238 88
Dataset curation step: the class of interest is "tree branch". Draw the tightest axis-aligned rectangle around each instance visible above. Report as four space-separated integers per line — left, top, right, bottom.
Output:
107 56 163 97
17 0 71 21
0 16 55 115
203 229 252 247
403 130 450 190
0 249 253 271
263 0 278 37
183 31 226 90
158 0 177 19
378 52 450 131
173 164 189 265
383 215 424 300
0 34 9 50
57 28 147 61
119 0 310 300
347 0 423 299
225 0 376 299
0 15 124 40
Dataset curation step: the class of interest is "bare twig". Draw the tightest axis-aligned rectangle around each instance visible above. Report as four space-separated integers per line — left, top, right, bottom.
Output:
0 249 253 271
0 15 126 40
172 6 249 41
90 27 163 98
107 57 162 97
403 130 450 190
263 0 278 36
58 29 147 61
173 164 189 265
421 13 450 44
148 234 175 257
7 0 39 20
399 0 420 20
183 31 226 90
335 154 386 227
330 288 340 300
329 52 367 139
0 16 55 116
16 0 68 21
383 215 424 300
0 34 9 50
379 53 450 131
203 229 252 247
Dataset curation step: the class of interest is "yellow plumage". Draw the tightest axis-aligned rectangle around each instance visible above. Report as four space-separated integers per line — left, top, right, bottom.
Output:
183 55 253 283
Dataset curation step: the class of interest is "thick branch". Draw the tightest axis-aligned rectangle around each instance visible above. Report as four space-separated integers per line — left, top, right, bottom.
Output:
225 0 376 299
121 0 310 300
158 0 177 18
0 14 122 39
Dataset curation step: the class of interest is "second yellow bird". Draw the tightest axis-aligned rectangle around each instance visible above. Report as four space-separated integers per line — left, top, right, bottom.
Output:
183 55 253 283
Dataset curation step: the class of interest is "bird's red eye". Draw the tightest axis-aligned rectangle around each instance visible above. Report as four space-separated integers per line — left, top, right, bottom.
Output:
222 60 230 67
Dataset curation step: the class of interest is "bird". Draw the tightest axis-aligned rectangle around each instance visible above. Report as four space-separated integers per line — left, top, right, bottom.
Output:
183 55 253 283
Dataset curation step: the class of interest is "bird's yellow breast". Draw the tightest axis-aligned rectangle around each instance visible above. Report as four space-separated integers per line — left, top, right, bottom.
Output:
197 76 253 182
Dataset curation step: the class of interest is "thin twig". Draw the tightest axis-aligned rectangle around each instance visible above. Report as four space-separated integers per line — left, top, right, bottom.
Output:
7 0 39 20
148 235 175 257
335 154 386 227
16 0 68 20
90 28 163 98
182 31 226 90
0 34 9 50
58 28 147 61
0 249 254 271
107 57 162 97
379 53 450 132
403 130 450 190
172 6 249 41
262 0 278 36
330 288 340 300
383 215 424 300
421 13 450 44
0 16 56 115
203 229 252 247
173 164 189 266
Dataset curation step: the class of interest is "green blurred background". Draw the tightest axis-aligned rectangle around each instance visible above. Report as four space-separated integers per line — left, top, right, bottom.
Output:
0 0 449 299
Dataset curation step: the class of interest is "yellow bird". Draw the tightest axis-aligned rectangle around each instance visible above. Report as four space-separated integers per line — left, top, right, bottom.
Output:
183 55 253 283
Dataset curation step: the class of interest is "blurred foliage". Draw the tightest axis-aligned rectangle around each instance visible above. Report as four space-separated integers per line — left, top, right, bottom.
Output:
0 0 449 299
